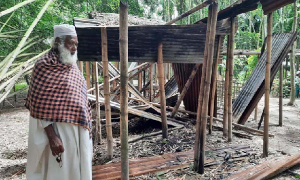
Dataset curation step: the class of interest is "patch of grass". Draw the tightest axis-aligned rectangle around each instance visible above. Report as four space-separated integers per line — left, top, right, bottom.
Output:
10 83 28 92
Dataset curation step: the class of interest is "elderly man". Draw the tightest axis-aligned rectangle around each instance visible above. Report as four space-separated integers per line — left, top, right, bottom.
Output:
25 24 93 180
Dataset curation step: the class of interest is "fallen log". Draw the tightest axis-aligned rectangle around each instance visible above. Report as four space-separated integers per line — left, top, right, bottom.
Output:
225 154 300 180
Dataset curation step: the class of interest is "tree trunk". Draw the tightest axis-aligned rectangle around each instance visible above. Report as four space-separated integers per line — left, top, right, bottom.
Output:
288 1 298 105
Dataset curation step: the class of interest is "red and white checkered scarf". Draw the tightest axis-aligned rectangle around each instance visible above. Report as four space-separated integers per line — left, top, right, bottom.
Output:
25 49 92 131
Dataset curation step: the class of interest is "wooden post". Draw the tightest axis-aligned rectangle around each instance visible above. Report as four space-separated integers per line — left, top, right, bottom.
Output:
227 17 235 142
279 65 283 126
138 62 142 92
194 2 218 174
79 61 83 73
254 54 260 121
149 63 153 102
119 2 129 179
209 36 221 134
93 61 102 144
85 62 91 89
157 41 168 139
101 27 113 159
264 12 273 158
223 37 229 137
113 62 118 89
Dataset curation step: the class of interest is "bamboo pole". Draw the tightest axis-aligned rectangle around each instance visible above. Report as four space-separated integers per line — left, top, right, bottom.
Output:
78 61 83 73
113 62 118 89
209 36 222 134
194 2 218 173
279 65 283 126
119 2 129 179
0 50 48 103
264 12 273 158
223 37 229 137
0 0 53 79
85 62 91 89
194 3 212 172
0 0 38 18
149 63 153 102
138 62 142 92
157 41 168 139
101 27 113 159
87 62 149 93
93 62 102 144
228 17 235 142
165 0 216 25
254 54 260 121
198 3 218 174
0 12 14 32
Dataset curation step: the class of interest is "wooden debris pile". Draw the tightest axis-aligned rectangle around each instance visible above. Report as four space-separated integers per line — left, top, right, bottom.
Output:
92 145 255 180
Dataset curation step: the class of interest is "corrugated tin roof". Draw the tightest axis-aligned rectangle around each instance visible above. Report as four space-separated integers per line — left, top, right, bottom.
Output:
74 17 230 63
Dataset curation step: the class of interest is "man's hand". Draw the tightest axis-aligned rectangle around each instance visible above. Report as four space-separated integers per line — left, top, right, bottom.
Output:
44 125 65 156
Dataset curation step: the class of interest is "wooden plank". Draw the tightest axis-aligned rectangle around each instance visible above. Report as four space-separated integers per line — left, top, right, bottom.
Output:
225 154 300 180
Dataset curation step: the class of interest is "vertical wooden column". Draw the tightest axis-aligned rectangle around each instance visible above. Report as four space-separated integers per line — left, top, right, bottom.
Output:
79 61 83 73
264 12 273 158
93 61 102 144
119 2 129 179
85 62 91 89
101 27 113 159
113 62 118 89
157 41 168 139
138 62 142 91
227 17 235 142
279 65 283 126
149 63 153 102
223 38 229 137
194 2 218 174
209 36 222 134
254 54 260 121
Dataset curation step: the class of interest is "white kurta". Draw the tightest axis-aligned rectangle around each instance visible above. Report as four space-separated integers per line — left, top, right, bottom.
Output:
26 116 93 180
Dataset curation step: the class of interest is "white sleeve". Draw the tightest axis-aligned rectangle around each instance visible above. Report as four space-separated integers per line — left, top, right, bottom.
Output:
40 120 54 128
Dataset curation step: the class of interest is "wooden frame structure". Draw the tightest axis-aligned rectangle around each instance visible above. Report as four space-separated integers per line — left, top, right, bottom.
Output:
73 0 296 178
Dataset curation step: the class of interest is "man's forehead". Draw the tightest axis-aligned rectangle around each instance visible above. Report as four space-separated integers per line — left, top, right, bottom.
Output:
65 36 78 42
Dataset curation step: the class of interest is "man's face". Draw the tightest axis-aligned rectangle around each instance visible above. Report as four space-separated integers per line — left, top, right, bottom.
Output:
64 36 78 55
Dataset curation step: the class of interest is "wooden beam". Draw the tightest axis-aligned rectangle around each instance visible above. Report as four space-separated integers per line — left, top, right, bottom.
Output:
264 12 273 158
87 62 149 93
194 2 218 174
157 41 168 139
79 61 83 73
221 50 261 56
228 17 235 142
85 62 91 89
149 63 153 102
223 37 229 137
165 0 216 25
279 65 283 126
101 27 113 159
209 36 222 134
119 2 129 179
224 154 300 180
93 61 101 144
138 62 142 92
198 3 218 173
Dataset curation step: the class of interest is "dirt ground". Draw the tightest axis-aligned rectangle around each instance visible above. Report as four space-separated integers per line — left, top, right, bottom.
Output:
0 97 300 180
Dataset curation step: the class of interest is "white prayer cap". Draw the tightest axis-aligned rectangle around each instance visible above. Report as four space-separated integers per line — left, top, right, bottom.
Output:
54 24 77 38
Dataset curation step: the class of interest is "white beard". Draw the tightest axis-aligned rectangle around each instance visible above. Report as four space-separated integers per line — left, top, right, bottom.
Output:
58 43 78 65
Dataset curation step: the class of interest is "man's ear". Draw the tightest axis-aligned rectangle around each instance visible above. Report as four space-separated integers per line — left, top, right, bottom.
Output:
55 37 61 45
